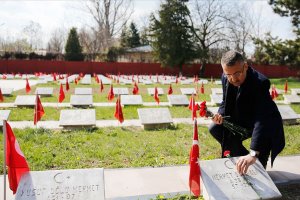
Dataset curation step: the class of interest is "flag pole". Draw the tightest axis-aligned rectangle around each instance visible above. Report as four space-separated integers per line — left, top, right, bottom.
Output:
3 120 7 200
33 92 39 130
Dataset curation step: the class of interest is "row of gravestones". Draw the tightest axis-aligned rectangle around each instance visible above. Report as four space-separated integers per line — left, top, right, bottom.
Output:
1 105 299 129
3 86 300 105
12 94 191 107
211 88 300 105
1 73 220 85
1 87 201 96
10 156 282 200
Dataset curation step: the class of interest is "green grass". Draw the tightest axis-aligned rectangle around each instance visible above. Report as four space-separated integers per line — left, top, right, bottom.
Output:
0 123 299 174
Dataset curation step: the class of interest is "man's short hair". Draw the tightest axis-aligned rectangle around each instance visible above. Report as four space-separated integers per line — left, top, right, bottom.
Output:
221 50 244 66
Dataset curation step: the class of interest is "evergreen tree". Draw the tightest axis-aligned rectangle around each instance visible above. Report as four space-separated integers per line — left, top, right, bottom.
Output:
269 0 299 34
149 0 196 69
65 27 84 61
128 22 141 48
253 32 300 69
120 25 129 48
140 27 150 46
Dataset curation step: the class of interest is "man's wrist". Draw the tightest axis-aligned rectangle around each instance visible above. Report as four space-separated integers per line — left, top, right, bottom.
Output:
249 149 259 158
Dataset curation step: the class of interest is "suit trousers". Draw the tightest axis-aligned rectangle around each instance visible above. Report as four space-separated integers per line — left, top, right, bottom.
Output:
208 122 270 168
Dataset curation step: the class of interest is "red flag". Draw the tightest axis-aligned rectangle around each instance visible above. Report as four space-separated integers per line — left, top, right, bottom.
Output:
189 119 201 197
25 78 31 93
66 77 70 91
58 84 65 103
100 79 104 92
75 78 78 85
108 85 114 101
284 80 288 94
34 94 45 125
168 84 173 95
132 82 139 95
200 82 204 94
189 94 198 120
5 121 30 194
53 73 57 81
271 85 279 100
95 75 100 83
199 101 207 117
188 94 195 110
154 87 160 104
114 96 124 123
0 88 4 102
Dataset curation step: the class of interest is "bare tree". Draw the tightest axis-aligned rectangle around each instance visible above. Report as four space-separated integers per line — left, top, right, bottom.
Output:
84 0 133 50
47 28 66 53
227 3 255 57
78 27 103 60
189 0 234 73
23 21 42 50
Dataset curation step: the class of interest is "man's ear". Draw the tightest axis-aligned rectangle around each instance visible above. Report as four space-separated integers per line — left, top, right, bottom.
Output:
244 62 249 70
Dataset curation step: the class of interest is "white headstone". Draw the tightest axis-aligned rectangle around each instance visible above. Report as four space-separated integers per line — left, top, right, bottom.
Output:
113 88 129 95
81 75 92 84
98 75 112 85
0 88 13 96
283 94 300 104
210 94 223 105
0 110 10 126
167 95 189 106
121 95 143 106
14 95 36 107
180 88 196 95
147 88 164 95
291 88 300 95
138 108 173 130
180 79 194 85
214 80 222 85
37 79 48 84
59 109 96 127
15 168 105 200
74 88 93 95
201 157 282 200
277 105 299 124
35 87 53 96
142 80 153 85
211 88 223 95
70 95 93 107
198 79 208 84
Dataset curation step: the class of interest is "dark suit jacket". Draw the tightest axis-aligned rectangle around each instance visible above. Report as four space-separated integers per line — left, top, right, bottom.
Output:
218 66 285 166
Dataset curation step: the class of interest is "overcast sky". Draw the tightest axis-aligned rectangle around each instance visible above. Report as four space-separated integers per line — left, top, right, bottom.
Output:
0 0 296 49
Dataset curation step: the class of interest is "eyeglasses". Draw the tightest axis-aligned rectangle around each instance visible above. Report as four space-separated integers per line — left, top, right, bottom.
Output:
224 63 245 79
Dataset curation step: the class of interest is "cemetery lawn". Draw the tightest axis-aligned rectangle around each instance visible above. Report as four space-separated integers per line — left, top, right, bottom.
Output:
0 124 299 174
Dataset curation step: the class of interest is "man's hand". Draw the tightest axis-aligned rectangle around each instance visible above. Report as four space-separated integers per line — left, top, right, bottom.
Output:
236 155 257 175
212 113 223 124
